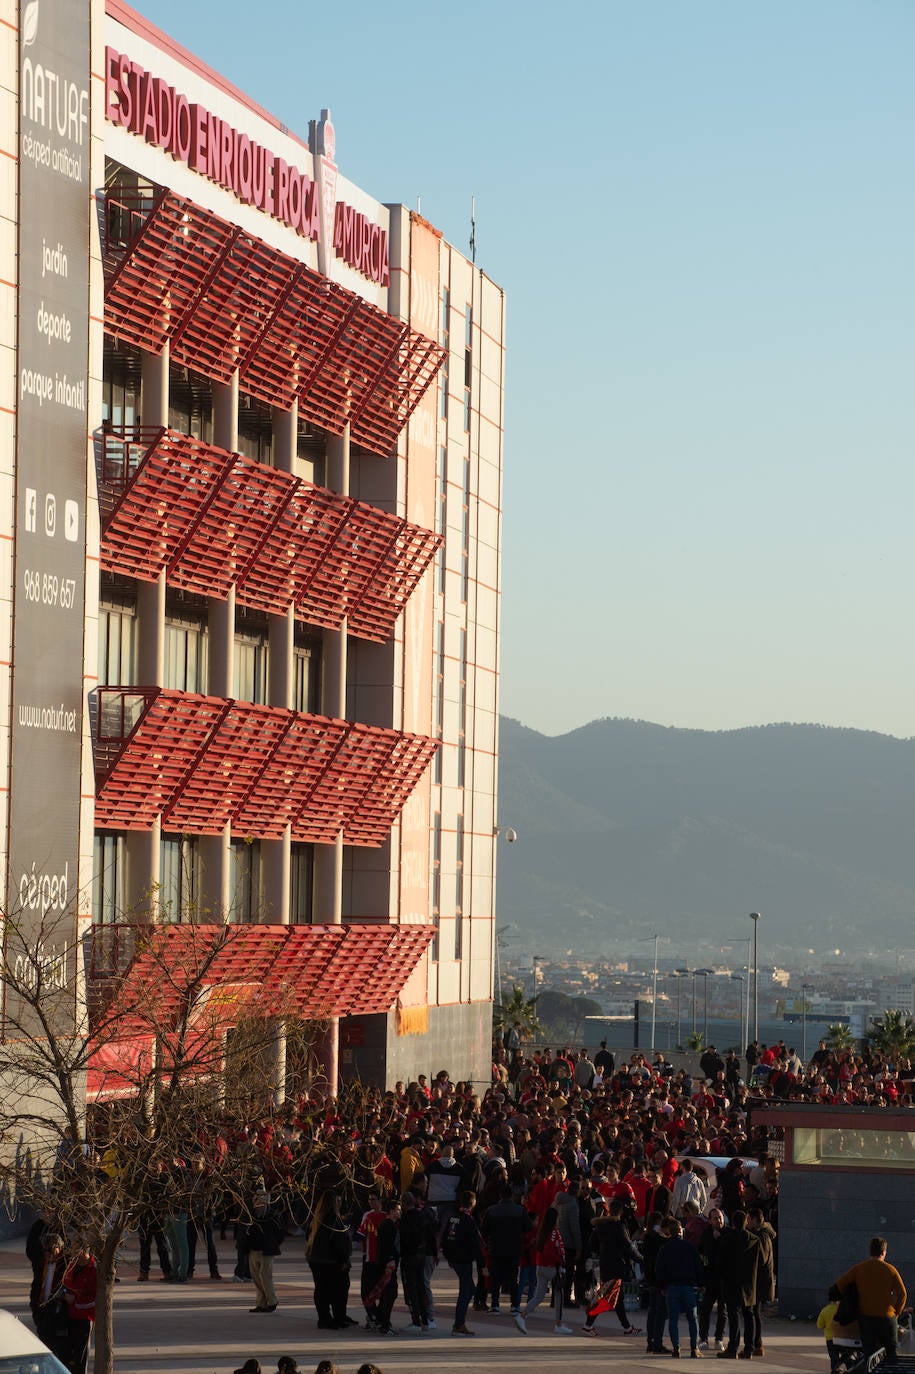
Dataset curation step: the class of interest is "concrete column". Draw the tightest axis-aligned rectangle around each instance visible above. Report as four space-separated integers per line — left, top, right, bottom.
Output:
313 426 349 1096
126 346 169 918
261 403 299 1105
263 403 296 927
200 374 238 921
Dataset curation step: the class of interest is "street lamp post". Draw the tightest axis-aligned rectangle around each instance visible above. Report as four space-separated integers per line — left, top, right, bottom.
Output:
673 969 690 1047
695 968 714 1043
802 982 814 1061
750 912 761 1045
731 973 745 1052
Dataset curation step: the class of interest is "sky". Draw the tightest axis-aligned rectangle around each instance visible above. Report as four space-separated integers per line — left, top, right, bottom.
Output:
140 0 915 740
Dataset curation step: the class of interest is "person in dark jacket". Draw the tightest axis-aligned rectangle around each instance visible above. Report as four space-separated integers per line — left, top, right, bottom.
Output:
482 1185 532 1327
747 1206 776 1356
443 1190 483 1335
583 1199 642 1335
699 1207 729 1350
306 1192 353 1330
643 1212 673 1354
398 1192 435 1331
655 1219 706 1357
717 1211 759 1358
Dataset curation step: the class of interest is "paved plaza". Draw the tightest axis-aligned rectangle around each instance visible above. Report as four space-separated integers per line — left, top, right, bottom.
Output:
0 1234 830 1374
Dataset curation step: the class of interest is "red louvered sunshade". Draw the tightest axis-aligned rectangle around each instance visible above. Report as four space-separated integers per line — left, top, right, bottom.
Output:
91 922 435 1025
94 689 439 847
86 922 435 1100
99 428 442 643
104 190 445 457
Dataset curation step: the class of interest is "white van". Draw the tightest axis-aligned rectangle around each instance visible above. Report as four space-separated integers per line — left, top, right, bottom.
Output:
0 1309 70 1374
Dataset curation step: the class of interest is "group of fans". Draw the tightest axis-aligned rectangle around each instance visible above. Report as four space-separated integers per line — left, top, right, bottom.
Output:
30 1030 912 1364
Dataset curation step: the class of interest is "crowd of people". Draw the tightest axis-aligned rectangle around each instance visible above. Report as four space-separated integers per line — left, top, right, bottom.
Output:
25 1032 914 1369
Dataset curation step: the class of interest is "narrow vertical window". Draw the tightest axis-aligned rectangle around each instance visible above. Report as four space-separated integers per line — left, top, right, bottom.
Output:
454 814 464 959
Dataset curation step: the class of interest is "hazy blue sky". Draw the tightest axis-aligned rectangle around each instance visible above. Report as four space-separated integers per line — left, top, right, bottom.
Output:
141 0 915 739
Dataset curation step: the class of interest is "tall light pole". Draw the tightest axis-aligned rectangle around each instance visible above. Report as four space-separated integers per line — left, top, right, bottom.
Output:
802 982 814 1061
642 932 660 1052
696 968 714 1043
731 973 745 1053
673 969 690 1047
750 912 761 1045
531 954 543 1005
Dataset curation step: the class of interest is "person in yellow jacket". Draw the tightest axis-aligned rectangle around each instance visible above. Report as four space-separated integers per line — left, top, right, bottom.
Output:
837 1236 907 1362
817 1284 861 1372
817 1289 840 1372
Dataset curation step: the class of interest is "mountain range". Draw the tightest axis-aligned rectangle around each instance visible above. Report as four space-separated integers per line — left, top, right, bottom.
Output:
495 716 915 955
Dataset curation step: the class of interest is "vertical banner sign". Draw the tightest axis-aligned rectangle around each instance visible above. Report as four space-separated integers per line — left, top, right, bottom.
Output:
9 0 90 997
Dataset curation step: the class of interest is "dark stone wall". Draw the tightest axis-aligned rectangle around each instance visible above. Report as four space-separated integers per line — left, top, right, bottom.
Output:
340 1002 492 1091
777 1169 915 1318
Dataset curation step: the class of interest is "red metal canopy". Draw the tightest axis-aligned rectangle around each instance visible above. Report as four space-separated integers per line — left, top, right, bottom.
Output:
104 190 445 457
93 689 439 846
98 426 442 642
87 921 435 1100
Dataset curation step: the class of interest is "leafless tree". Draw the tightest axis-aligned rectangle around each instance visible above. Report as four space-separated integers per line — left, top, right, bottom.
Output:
0 906 327 1374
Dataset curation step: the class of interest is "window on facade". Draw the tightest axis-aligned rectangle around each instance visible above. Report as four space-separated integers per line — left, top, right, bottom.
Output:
164 619 206 692
290 844 314 923
159 836 199 921
433 620 445 784
101 372 140 430
229 840 261 923
454 814 464 960
437 446 447 597
794 1127 915 1169
293 646 318 714
440 287 450 421
167 363 213 441
457 627 467 789
430 811 442 961
92 832 125 924
98 604 136 686
461 456 470 603
234 635 267 704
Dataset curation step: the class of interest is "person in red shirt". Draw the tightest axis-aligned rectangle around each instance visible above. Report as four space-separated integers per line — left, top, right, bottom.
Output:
526 1165 560 1220
358 1193 388 1326
523 1206 571 1332
622 1162 653 1220
61 1244 97 1374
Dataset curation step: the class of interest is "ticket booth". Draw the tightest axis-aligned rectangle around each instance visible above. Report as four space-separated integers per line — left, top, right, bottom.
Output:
753 1103 915 1318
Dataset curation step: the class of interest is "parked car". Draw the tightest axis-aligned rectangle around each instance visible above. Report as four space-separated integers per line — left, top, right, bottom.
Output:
0 1309 70 1374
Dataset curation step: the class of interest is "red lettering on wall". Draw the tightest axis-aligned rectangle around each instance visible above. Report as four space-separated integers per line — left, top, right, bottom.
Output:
190 103 208 175
174 96 192 162
276 157 290 224
332 201 390 286
207 112 221 182
103 47 379 277
154 78 173 150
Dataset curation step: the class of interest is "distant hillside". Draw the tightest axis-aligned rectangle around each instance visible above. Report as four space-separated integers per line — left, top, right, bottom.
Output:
495 716 915 954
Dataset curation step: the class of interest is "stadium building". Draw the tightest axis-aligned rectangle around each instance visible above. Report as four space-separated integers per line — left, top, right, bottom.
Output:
2 0 504 1092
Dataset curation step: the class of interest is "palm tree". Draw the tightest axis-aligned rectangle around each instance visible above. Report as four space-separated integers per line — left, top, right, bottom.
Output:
868 1009 915 1061
494 983 542 1039
686 1031 705 1052
825 1022 855 1052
